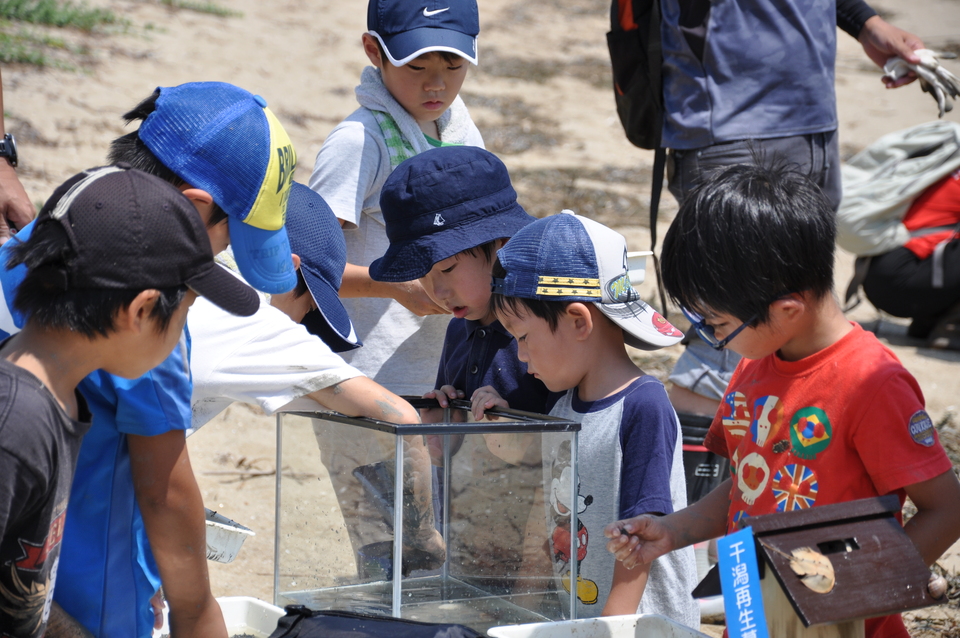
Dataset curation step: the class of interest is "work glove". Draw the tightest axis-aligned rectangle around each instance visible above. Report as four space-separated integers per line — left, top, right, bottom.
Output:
883 49 960 118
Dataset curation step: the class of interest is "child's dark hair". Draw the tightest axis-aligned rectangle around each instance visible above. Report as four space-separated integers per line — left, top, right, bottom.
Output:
490 259 571 330
661 163 835 325
8 223 188 338
108 90 228 229
459 239 498 264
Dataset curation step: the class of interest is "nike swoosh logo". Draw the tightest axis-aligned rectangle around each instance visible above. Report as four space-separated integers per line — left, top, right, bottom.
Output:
423 7 450 16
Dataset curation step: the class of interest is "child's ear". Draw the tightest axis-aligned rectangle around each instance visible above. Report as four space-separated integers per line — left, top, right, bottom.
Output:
770 293 805 324
291 253 302 271
564 302 594 341
118 290 161 333
361 33 385 68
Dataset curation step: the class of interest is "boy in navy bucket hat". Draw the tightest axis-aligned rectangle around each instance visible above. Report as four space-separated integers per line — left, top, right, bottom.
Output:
369 146 554 590
488 212 699 626
310 0 483 398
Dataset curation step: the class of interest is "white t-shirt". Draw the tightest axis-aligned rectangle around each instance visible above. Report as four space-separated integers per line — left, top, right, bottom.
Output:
188 260 363 431
309 106 484 396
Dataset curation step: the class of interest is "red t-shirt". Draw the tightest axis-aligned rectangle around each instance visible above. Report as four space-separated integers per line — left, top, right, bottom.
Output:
902 169 960 259
705 323 952 638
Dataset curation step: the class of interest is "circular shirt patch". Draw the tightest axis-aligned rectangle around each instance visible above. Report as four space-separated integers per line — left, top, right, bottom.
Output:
908 410 936 447
789 407 833 460
772 463 819 511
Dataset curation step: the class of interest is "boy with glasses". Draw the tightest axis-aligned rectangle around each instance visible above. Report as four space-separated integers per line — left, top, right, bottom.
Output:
606 164 960 638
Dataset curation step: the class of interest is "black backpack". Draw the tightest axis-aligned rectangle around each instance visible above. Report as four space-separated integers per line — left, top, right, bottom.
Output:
605 0 663 151
606 0 669 314
268 606 486 638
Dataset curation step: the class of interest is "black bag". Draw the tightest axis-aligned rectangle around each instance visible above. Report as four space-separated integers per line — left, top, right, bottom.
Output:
267 605 486 638
606 0 670 315
606 0 663 150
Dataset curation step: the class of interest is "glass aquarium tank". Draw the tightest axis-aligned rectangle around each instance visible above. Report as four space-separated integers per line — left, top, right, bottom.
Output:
273 398 581 633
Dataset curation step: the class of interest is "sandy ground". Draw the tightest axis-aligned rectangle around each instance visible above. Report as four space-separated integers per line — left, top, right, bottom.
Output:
4 0 960 634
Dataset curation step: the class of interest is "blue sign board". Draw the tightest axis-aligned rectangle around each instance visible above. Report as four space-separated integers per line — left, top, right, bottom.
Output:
717 527 770 638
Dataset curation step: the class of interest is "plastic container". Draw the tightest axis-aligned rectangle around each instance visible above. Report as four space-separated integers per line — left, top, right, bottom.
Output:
487 614 709 638
206 509 255 563
218 596 284 637
626 251 651 285
152 597 283 638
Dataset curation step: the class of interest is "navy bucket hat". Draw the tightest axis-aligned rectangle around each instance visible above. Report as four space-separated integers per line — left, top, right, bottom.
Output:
369 146 535 282
285 183 360 353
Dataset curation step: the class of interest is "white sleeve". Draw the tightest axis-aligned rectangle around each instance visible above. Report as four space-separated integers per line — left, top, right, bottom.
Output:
309 110 388 230
187 296 363 430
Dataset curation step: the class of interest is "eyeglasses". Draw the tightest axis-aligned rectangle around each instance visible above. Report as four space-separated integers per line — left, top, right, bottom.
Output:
681 306 757 351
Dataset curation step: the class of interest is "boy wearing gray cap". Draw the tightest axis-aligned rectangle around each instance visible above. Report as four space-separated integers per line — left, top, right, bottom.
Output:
0 166 256 638
310 0 483 397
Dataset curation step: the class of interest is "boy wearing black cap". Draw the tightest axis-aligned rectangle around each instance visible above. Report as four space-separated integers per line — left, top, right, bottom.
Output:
489 213 699 626
0 166 255 638
310 0 483 397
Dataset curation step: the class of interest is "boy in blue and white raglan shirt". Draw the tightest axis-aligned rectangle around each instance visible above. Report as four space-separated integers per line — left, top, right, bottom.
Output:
309 0 484 396
487 212 700 627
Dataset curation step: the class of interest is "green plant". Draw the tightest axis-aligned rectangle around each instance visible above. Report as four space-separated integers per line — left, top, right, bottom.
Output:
158 0 241 17
0 0 120 30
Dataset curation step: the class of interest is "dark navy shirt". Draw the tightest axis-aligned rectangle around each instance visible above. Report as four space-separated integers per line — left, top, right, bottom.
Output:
435 318 553 413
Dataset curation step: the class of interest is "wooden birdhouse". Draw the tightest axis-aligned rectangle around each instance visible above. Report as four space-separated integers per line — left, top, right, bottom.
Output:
694 495 944 638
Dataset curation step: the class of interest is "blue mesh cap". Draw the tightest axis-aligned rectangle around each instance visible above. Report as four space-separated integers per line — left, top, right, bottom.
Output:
493 212 684 350
369 146 535 282
137 82 298 294
285 183 360 353
368 0 479 65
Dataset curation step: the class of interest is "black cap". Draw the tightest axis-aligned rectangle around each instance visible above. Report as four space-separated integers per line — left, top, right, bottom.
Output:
35 165 259 316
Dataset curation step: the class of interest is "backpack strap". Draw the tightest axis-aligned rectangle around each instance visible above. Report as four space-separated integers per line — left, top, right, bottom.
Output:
650 146 669 317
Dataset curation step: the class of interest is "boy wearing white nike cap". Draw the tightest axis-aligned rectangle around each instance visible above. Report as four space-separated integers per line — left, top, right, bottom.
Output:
309 0 484 396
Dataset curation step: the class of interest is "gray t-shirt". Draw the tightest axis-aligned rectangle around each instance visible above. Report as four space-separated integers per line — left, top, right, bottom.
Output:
546 377 699 628
309 106 484 395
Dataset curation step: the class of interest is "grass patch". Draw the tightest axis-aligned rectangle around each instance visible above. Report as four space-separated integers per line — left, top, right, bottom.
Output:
157 0 242 17
0 26 80 66
0 0 120 30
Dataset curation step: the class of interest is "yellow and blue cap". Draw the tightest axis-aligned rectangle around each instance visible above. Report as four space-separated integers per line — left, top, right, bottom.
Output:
138 82 298 294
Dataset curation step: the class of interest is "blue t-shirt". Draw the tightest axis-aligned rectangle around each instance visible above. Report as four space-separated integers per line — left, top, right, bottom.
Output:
0 221 192 638
434 318 552 412
660 0 837 149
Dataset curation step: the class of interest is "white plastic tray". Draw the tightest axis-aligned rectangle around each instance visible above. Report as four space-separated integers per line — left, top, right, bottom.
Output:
487 614 709 638
152 596 284 638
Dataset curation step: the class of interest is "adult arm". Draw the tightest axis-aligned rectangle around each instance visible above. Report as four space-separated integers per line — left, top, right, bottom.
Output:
128 430 227 638
605 478 731 571
836 0 924 86
0 69 35 243
340 260 447 316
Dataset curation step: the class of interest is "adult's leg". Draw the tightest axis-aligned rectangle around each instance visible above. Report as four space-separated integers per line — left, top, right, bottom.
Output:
863 242 960 337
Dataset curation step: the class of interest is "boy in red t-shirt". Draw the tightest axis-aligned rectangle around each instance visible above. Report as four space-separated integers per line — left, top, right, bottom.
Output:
604 164 960 638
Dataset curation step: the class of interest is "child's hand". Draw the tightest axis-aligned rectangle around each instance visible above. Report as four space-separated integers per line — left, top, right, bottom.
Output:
423 385 464 408
604 515 675 570
471 385 508 421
